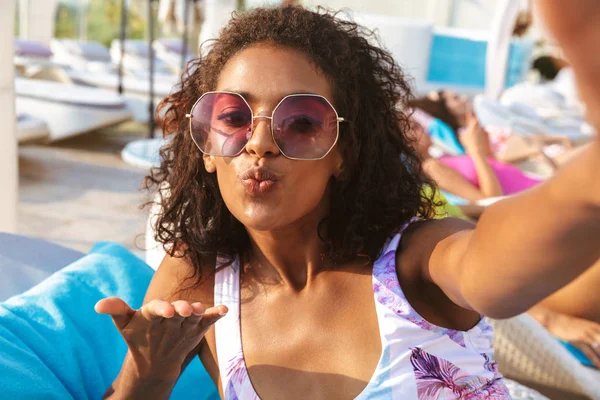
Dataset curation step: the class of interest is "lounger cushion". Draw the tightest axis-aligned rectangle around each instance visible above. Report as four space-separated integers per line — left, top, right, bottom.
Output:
0 242 218 399
14 39 53 58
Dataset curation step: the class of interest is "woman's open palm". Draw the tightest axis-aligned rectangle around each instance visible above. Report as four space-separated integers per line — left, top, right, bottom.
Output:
95 297 227 382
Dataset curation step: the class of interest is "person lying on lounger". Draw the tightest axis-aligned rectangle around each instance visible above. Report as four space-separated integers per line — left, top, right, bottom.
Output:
409 112 542 202
95 2 600 398
409 90 577 170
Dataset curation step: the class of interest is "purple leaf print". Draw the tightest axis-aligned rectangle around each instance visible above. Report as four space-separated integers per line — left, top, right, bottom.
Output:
373 241 468 348
224 381 240 400
224 351 261 400
482 353 500 375
410 348 510 399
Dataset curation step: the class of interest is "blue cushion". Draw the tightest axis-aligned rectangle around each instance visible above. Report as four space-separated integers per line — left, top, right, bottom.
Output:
428 33 488 88
0 242 218 399
427 33 533 90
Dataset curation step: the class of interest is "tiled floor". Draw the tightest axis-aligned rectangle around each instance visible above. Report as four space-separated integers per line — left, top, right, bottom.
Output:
17 123 154 259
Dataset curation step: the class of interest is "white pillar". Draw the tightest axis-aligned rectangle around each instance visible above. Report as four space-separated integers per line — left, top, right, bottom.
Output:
199 0 237 50
18 0 58 45
0 0 18 233
485 0 521 99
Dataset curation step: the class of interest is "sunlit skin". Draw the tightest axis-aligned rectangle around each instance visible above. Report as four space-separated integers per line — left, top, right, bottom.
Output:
204 45 343 239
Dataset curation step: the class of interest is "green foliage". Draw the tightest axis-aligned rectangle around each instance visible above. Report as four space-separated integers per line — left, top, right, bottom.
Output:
54 0 153 48
54 4 78 39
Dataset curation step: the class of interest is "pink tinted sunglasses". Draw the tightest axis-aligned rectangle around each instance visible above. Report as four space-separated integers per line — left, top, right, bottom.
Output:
186 91 345 160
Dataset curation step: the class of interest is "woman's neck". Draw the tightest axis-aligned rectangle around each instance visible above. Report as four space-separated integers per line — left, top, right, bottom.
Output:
244 210 330 292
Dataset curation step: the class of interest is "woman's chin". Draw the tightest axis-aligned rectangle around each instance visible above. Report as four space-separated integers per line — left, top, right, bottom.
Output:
240 217 285 232
238 207 287 232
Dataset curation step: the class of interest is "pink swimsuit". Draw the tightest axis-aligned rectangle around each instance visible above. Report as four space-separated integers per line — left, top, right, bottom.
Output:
440 155 542 195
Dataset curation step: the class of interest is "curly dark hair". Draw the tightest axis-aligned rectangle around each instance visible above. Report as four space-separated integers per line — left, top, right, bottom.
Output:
145 5 439 283
408 91 461 134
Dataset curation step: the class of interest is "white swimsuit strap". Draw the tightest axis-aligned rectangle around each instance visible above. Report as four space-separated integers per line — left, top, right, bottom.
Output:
214 258 242 389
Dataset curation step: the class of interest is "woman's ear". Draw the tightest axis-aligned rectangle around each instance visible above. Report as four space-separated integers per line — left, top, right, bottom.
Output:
203 154 216 173
333 153 344 179
427 91 441 101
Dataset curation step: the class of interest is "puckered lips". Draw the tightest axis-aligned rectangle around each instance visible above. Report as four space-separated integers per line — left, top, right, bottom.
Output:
239 166 280 195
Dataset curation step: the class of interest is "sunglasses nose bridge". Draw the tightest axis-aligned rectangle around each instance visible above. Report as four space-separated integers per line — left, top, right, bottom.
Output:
249 115 273 136
252 115 273 121
244 114 280 157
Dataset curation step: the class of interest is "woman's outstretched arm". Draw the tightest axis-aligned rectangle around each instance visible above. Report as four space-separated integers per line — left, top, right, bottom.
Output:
426 139 599 318
419 0 600 319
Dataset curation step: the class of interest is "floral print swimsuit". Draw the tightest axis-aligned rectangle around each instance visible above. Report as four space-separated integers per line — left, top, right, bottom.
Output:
213 225 510 399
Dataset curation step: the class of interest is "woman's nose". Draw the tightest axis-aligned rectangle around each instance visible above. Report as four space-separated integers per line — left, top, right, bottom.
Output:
244 116 280 158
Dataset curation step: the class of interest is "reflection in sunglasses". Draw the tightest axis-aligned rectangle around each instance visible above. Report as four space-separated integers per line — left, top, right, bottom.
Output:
188 91 344 159
195 120 250 156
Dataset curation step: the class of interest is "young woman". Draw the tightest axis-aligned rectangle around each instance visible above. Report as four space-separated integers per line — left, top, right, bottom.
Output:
409 90 575 169
409 113 542 202
96 3 600 399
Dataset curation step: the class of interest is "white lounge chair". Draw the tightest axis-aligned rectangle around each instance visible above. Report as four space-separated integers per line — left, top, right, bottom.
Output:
154 38 194 75
16 112 49 144
15 77 133 141
51 39 177 122
14 39 55 72
490 314 600 399
110 39 175 80
51 38 115 72
14 40 133 140
0 233 83 302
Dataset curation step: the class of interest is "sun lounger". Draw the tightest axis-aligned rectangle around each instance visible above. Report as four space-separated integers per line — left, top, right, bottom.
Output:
0 233 83 301
490 314 600 399
0 234 216 399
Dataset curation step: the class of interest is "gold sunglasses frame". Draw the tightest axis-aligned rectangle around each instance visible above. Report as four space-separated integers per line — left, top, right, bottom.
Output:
185 91 345 161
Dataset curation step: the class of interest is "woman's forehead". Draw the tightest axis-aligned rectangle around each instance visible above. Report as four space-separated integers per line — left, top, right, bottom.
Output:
215 44 334 107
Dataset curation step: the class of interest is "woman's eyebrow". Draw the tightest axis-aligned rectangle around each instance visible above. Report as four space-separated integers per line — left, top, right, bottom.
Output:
221 90 253 102
220 90 320 103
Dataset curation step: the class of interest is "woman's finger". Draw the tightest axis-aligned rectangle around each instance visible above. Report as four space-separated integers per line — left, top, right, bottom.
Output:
591 341 600 357
183 302 206 325
575 341 600 368
143 299 175 319
466 111 476 125
95 297 136 329
589 327 600 356
172 300 194 318
198 305 229 329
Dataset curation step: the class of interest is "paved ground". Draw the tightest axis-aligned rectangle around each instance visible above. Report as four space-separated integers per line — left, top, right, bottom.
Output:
17 122 154 259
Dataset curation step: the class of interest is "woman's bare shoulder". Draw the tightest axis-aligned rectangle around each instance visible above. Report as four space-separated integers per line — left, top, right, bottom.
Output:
396 217 481 330
397 218 475 277
143 253 215 306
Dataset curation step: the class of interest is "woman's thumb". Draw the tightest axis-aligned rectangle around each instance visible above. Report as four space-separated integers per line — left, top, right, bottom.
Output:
95 297 136 329
466 111 477 125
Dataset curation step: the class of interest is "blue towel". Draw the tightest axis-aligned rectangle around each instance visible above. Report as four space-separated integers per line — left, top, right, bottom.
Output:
559 340 596 369
428 118 466 155
439 190 469 206
0 242 218 399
